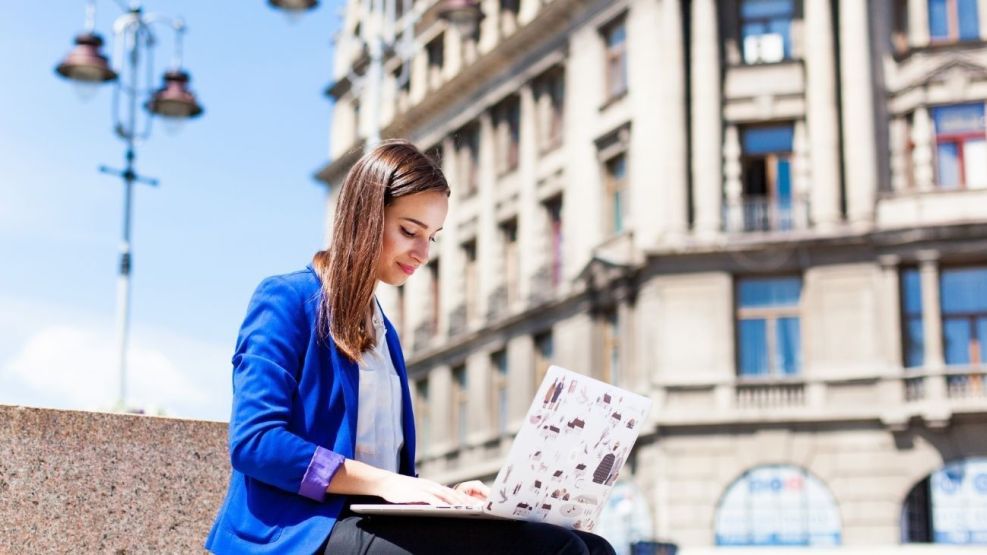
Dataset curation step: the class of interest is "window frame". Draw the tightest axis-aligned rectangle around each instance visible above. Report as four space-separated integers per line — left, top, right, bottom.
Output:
490 349 509 435
931 103 987 190
493 95 521 175
603 152 629 235
739 124 795 232
738 0 795 65
451 364 469 446
735 275 804 379
500 218 520 305
601 16 628 102
928 0 981 44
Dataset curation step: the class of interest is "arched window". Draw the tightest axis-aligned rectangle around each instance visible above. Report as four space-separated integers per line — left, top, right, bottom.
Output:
902 457 987 544
714 464 841 546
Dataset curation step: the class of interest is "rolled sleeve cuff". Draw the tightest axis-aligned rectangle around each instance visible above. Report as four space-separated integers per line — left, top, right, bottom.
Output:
298 446 345 502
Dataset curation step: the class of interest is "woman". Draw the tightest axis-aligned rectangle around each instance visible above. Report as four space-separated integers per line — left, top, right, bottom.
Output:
205 140 615 554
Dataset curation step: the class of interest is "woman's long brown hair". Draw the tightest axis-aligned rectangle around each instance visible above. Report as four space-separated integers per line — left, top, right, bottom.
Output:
313 139 449 362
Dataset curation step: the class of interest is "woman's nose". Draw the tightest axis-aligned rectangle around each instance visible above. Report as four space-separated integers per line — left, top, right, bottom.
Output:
410 237 429 263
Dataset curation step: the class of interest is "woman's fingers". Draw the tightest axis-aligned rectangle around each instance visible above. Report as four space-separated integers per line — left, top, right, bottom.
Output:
454 480 490 500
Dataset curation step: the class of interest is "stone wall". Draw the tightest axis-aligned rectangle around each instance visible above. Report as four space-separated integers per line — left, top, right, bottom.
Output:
0 404 228 553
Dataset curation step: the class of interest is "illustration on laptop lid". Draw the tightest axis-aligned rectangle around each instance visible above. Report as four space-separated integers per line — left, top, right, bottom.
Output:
350 365 652 531
482 365 652 531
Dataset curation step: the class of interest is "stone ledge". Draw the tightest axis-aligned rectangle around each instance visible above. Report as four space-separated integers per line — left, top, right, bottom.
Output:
0 404 228 553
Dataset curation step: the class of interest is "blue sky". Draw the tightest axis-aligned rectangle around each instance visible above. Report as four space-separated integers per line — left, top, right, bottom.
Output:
0 1 345 420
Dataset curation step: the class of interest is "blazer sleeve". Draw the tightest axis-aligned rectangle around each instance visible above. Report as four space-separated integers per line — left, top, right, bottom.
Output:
227 275 344 502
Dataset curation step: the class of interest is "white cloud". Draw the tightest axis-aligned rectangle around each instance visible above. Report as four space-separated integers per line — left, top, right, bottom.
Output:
0 313 232 421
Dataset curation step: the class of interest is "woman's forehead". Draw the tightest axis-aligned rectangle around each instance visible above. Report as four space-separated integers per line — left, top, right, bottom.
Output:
387 191 448 231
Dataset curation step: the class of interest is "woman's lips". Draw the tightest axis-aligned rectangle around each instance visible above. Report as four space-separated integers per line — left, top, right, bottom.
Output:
398 262 415 275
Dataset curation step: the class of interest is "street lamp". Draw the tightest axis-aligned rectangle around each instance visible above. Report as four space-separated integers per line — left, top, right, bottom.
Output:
267 0 482 151
54 0 204 412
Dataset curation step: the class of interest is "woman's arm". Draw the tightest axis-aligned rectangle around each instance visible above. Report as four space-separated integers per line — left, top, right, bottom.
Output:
228 276 344 501
327 459 479 505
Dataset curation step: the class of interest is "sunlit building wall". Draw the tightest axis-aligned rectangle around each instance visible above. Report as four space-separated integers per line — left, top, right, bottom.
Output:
320 0 987 550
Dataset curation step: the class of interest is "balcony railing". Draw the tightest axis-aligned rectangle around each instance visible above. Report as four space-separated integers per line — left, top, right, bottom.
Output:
528 264 556 305
736 381 806 409
486 286 508 322
723 195 810 233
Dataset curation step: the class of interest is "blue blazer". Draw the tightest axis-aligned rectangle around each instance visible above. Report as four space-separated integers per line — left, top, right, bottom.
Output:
205 267 417 554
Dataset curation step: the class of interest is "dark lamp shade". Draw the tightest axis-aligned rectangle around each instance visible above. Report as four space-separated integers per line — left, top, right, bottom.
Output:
55 33 118 83
146 70 204 119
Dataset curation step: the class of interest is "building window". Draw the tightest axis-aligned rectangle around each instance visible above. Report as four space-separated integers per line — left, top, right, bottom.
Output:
929 0 980 42
601 308 621 385
736 276 802 377
452 364 468 446
352 98 361 142
892 0 910 54
932 104 987 190
902 458 987 544
413 377 430 451
740 0 794 64
601 17 627 100
428 259 440 335
604 153 628 234
544 195 563 288
715 465 842 546
901 268 925 368
500 218 520 305
491 349 509 434
426 34 444 90
393 65 410 112
455 123 480 196
462 240 478 322
741 125 794 231
493 95 521 174
535 66 565 152
533 330 554 390
940 267 987 366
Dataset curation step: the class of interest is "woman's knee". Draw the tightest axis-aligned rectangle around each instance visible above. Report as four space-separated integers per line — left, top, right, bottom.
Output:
518 523 591 555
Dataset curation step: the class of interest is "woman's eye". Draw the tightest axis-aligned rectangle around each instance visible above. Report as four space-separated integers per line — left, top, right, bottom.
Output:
429 236 437 244
400 227 415 238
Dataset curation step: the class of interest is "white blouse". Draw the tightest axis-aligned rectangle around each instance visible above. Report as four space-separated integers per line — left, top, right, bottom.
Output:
353 299 404 473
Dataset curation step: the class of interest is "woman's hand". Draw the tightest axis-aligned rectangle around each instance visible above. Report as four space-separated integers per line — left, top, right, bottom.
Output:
453 480 490 501
377 473 479 506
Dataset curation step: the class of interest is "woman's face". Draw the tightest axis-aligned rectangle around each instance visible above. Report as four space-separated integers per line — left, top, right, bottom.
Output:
375 189 449 286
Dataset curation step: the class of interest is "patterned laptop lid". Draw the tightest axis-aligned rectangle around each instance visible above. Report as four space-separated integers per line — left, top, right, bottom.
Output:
485 365 653 532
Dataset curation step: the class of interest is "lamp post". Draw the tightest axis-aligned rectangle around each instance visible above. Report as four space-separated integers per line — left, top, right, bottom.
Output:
55 0 204 411
267 0 482 151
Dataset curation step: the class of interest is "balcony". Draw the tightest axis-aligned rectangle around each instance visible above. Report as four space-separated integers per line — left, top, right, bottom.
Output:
723 195 810 233
528 264 557 306
654 367 987 427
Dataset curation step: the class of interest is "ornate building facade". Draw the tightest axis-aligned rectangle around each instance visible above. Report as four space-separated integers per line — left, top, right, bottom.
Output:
321 0 987 550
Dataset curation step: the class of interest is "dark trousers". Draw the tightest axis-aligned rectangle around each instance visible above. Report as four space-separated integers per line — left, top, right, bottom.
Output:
321 513 616 555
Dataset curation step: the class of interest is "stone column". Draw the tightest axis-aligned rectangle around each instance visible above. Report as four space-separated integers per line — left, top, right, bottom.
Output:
659 0 689 239
912 106 935 191
518 83 539 307
690 0 722 237
918 251 945 368
793 120 811 229
878 255 904 370
804 0 843 230
839 0 879 229
908 0 930 48
890 117 911 192
723 124 743 232
918 251 946 402
477 112 498 321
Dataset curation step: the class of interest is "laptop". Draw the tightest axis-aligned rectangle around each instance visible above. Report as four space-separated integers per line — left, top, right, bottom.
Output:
351 365 653 532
